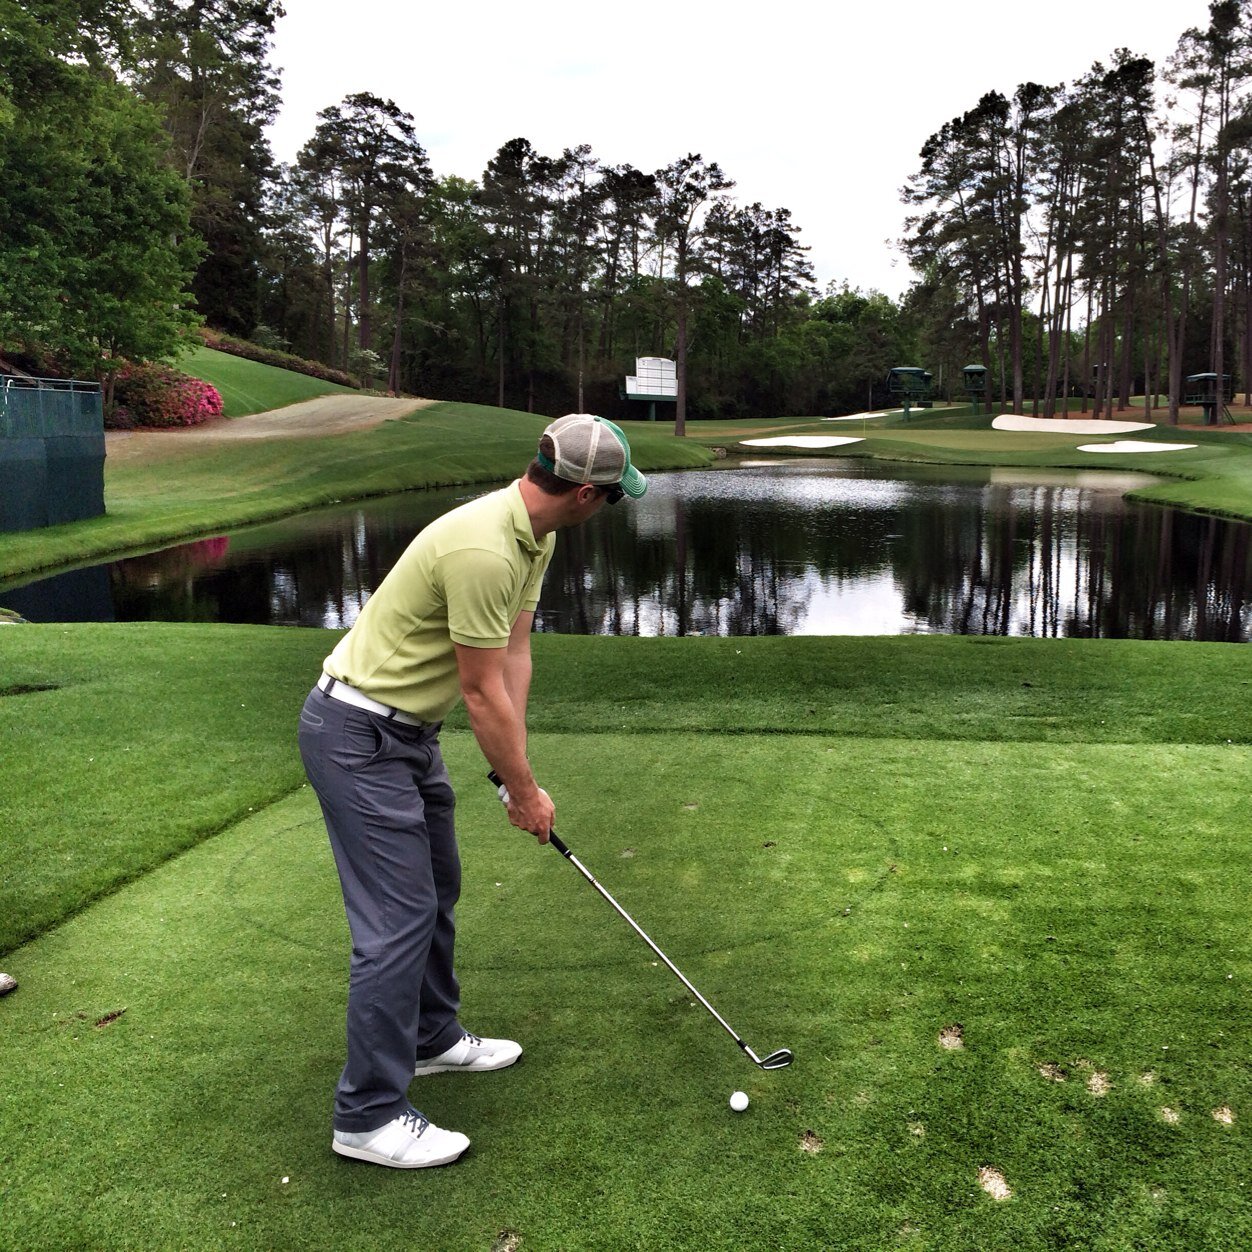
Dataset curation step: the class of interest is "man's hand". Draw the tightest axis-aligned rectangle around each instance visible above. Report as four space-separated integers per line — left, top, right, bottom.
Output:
508 786 554 844
497 780 553 844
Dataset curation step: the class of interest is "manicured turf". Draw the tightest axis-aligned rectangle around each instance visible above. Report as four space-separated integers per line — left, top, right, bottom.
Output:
1 624 1248 1249
181 345 357 417
4 626 1249 956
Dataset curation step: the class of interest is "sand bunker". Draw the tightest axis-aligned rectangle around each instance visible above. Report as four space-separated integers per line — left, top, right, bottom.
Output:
821 411 890 421
993 414 1154 434
741 436 864 449
1077 440 1197 453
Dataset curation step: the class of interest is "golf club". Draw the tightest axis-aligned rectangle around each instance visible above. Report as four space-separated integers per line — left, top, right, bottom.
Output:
488 771 793 1071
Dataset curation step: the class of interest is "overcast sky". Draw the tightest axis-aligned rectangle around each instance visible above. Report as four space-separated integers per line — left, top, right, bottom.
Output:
265 1 1209 300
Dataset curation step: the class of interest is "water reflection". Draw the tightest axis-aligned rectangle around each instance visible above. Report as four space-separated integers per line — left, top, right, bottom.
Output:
2 463 1248 641
534 465 1249 641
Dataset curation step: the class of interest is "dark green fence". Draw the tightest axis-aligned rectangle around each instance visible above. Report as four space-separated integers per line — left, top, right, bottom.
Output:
1 377 105 532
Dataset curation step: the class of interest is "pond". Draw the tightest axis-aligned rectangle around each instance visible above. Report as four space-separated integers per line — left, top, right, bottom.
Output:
3 461 1249 641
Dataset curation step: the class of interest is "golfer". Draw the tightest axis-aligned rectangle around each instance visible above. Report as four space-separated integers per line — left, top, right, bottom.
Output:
298 414 646 1169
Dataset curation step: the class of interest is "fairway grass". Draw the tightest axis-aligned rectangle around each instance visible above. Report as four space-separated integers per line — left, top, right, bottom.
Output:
1 625 1248 1249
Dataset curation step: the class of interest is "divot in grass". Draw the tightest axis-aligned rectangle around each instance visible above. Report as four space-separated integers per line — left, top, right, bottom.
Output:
938 1024 964 1050
1086 1070 1111 1097
491 1231 522 1252
1037 1063 1066 1082
1213 1106 1235 1125
977 1167 1013 1201
800 1130 824 1154
1161 1107 1181 1125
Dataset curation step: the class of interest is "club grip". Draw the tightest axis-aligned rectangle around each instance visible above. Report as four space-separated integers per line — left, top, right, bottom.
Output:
486 770 565 853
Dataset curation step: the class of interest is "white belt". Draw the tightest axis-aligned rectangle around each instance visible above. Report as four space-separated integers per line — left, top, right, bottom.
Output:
318 673 430 727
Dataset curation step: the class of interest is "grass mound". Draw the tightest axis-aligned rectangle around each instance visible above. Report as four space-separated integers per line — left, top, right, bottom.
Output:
180 344 357 417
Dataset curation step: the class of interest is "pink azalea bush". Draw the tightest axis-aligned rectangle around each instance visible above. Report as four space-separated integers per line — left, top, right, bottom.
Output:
110 362 224 428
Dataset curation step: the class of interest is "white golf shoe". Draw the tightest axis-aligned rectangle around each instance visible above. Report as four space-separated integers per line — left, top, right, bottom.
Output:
332 1106 469 1168
413 1031 522 1076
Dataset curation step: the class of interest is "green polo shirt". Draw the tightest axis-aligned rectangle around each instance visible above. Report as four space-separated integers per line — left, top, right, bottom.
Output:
323 480 555 722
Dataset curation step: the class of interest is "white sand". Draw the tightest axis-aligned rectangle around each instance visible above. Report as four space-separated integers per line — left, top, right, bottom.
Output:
821 411 890 421
741 435 864 449
993 414 1154 434
1077 440 1197 454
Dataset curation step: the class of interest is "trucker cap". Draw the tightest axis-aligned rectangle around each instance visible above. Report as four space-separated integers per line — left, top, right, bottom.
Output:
538 413 647 498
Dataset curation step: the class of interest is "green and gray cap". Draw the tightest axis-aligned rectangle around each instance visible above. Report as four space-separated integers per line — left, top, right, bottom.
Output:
538 413 647 498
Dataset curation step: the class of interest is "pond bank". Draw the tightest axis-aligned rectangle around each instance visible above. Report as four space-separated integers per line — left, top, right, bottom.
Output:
3 400 1250 585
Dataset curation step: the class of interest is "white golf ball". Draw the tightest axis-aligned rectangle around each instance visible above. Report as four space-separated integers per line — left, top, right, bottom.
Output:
729 1090 749 1112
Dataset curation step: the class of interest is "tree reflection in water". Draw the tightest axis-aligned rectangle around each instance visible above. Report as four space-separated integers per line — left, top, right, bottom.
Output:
534 465 1250 641
4 464 1248 642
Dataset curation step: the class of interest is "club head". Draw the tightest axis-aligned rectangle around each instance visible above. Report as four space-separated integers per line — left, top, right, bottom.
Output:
758 1048 794 1070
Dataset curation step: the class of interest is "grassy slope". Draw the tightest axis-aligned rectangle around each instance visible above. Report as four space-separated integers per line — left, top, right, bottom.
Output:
1 624 1248 1249
4 393 1251 587
0 400 712 581
180 344 357 417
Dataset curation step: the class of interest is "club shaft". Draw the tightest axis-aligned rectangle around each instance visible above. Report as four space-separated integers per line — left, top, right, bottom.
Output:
549 834 756 1060
486 771 772 1066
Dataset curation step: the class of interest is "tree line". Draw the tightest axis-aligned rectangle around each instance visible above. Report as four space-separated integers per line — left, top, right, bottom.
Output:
3 1 1249 424
903 0 1252 422
0 0 914 423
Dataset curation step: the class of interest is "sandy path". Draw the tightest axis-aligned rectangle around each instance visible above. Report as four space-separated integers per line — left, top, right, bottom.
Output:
105 394 433 462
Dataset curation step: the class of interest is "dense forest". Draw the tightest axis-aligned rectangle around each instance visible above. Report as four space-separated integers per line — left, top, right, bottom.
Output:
2 0 1251 424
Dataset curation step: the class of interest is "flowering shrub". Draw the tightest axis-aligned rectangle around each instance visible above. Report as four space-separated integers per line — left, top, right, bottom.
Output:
111 362 224 428
200 328 360 389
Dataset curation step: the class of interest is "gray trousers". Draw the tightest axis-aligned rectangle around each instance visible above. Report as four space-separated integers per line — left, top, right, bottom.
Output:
298 685 464 1131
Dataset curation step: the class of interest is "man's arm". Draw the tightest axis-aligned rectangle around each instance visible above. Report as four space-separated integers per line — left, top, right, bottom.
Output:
502 609 534 749
455 614 553 841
